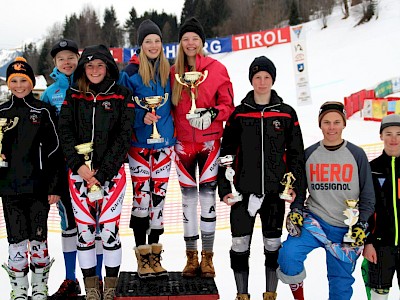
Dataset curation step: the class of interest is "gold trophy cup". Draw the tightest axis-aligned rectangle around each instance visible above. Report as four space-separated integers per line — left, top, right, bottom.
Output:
217 155 242 203
75 142 104 202
343 199 360 243
279 172 296 201
134 93 168 144
175 71 208 119
0 117 19 167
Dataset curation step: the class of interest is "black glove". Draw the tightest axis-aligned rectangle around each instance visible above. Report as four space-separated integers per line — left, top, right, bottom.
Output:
350 221 368 247
286 208 304 237
189 107 219 130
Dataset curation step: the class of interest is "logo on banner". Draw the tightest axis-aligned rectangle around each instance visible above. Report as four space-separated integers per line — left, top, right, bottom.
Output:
297 63 305 72
291 25 303 39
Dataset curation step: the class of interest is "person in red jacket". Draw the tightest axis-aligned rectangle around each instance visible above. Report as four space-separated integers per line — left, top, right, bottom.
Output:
171 17 234 278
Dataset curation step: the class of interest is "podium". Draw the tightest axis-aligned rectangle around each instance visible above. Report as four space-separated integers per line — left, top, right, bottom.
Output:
115 271 219 299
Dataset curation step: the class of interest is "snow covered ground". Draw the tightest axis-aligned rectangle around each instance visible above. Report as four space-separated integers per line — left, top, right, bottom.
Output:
1 0 400 298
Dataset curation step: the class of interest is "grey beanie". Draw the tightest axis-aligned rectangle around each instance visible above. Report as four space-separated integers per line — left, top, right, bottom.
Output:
137 19 162 46
380 114 400 133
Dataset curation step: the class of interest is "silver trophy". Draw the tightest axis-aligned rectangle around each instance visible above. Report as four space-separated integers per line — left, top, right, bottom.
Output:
0 117 19 167
343 199 359 244
134 93 168 144
279 172 296 201
75 142 104 202
175 71 208 119
217 155 242 203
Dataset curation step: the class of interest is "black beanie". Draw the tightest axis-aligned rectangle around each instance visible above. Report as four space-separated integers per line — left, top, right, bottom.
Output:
318 101 347 126
7 57 36 88
179 17 206 44
137 19 162 46
50 39 79 58
74 44 119 82
248 56 276 83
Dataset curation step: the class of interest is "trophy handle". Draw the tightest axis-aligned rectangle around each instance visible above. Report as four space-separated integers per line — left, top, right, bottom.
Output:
175 74 190 88
4 117 19 132
134 96 149 110
196 70 208 85
158 93 169 109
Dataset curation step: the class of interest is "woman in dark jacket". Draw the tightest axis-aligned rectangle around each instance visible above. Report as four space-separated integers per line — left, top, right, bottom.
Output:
58 44 135 299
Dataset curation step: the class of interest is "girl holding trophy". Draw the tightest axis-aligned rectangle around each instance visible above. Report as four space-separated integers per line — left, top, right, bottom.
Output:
41 38 104 298
171 17 235 278
120 19 175 278
58 44 135 299
217 56 306 300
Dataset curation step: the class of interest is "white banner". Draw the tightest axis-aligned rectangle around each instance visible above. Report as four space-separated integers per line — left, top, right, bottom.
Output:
291 25 312 105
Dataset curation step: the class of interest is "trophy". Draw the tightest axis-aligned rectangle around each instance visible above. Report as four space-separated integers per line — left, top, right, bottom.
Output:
217 155 242 203
0 117 19 167
75 142 104 202
134 93 168 144
175 71 208 119
343 199 359 244
279 172 296 201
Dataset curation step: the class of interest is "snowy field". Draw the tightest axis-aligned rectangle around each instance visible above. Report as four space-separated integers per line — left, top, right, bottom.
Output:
1 0 400 298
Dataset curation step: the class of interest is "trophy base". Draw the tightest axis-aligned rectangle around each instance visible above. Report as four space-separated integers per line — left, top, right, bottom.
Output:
228 194 243 204
88 189 104 202
342 236 355 244
0 161 8 167
186 113 200 120
279 193 293 201
147 137 164 144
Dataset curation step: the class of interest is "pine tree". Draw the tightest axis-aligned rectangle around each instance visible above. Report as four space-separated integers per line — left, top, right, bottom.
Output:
37 39 53 81
124 7 138 47
289 0 301 26
78 5 102 47
63 14 80 45
102 6 123 47
180 0 198 24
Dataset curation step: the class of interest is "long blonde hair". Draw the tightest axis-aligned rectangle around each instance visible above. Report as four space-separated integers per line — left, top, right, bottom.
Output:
138 47 170 88
171 41 205 106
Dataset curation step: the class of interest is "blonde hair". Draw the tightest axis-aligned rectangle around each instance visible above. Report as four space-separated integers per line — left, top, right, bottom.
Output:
171 41 205 106
138 47 170 88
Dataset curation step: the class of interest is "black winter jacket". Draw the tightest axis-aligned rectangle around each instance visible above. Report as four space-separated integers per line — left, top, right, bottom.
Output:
58 79 135 185
367 151 400 246
218 90 306 201
0 93 66 196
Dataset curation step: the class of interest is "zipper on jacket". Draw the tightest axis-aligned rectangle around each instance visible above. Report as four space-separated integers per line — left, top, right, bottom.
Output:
91 95 97 147
392 157 399 246
39 143 43 170
260 108 266 195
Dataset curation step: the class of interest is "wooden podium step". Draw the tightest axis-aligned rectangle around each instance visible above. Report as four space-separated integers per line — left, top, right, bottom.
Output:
115 271 219 299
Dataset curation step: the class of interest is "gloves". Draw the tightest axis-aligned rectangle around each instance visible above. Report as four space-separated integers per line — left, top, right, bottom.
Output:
247 194 264 217
286 208 304 237
189 107 219 130
349 221 368 247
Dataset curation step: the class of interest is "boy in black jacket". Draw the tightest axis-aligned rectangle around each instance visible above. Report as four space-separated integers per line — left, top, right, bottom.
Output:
363 114 400 300
0 57 66 299
217 56 306 300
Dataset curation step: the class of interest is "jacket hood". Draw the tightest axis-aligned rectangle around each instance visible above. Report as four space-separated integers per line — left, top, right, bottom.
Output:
74 44 119 82
195 54 217 72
